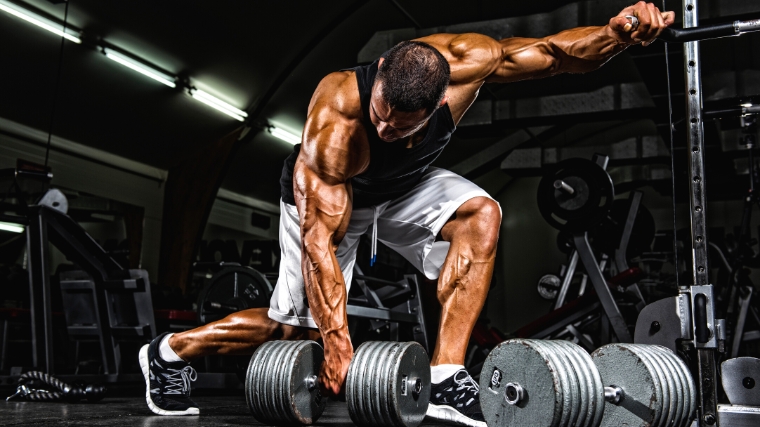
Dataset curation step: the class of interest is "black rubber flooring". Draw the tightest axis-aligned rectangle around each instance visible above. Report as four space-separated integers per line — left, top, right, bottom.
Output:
2 395 452 426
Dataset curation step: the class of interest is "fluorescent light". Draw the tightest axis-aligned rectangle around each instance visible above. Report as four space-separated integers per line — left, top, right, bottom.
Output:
0 0 81 44
189 89 248 121
103 48 176 88
0 221 24 233
269 126 301 145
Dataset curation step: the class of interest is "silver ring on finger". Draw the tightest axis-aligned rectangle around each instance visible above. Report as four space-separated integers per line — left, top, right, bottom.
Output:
625 15 639 31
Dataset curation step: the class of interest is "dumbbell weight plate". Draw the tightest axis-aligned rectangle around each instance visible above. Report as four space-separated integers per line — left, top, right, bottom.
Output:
554 340 602 427
651 346 695 426
646 345 688 427
346 341 430 427
537 158 615 232
197 265 272 325
245 340 325 425
592 344 662 427
637 345 677 427
532 340 577 427
665 348 696 424
537 274 561 300
562 340 605 427
550 341 588 427
480 339 564 427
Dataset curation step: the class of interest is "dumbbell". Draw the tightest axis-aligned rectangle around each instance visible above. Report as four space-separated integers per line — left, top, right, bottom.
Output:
480 339 696 427
245 340 430 427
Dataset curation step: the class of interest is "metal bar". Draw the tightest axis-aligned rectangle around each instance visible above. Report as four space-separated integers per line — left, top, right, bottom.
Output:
527 302 601 339
554 250 579 310
405 274 429 352
718 404 760 426
698 348 719 425
615 191 642 271
346 305 418 324
26 211 54 373
683 1 709 288
353 274 406 288
731 286 753 358
682 2 718 425
659 18 760 43
573 233 633 342
0 319 7 371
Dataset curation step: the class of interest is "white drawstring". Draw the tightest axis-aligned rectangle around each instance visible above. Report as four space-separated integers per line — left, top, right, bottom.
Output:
371 206 378 266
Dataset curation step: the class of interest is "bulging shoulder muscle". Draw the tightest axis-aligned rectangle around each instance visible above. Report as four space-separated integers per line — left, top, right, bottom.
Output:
299 71 367 186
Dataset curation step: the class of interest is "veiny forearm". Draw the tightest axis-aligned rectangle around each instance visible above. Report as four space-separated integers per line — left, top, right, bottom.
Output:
484 25 632 83
543 25 630 73
301 234 351 345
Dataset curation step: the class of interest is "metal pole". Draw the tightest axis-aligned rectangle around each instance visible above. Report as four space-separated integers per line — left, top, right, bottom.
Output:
682 1 718 424
26 209 54 374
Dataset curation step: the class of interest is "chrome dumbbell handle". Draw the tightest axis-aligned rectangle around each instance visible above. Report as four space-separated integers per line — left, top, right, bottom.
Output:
604 385 625 405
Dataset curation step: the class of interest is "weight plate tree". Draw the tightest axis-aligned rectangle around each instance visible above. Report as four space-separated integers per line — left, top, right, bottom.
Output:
537 158 615 232
197 265 273 325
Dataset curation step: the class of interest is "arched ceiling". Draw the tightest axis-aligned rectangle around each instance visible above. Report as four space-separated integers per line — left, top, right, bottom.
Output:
1 0 759 205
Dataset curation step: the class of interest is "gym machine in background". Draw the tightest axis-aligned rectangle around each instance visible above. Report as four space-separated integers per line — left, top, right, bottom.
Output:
633 5 760 427
531 155 650 348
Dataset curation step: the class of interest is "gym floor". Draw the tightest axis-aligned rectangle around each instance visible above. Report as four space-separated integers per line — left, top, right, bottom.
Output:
1 395 450 426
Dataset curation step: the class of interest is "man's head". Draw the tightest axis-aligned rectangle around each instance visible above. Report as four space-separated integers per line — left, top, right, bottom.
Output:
370 41 450 142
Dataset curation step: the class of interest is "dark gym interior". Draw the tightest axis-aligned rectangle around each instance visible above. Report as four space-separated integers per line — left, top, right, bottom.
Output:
1 0 760 426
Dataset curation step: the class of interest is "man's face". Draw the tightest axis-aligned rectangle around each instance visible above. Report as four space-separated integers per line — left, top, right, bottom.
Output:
369 81 431 142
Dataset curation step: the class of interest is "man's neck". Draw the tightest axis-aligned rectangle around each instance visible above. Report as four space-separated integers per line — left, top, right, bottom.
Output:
404 119 431 149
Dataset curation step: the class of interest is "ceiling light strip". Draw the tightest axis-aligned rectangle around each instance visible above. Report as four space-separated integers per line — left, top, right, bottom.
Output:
103 48 176 88
1 1 258 124
0 221 25 233
191 89 248 118
269 126 301 145
189 90 246 122
0 0 81 44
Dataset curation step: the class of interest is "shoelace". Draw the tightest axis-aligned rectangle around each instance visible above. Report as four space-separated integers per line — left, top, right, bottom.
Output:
453 370 479 402
164 365 197 395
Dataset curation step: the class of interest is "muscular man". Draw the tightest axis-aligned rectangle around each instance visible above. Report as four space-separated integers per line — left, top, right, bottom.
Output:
140 3 673 425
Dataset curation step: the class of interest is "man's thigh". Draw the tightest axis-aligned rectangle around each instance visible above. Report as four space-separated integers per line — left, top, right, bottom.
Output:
268 200 374 327
377 168 498 279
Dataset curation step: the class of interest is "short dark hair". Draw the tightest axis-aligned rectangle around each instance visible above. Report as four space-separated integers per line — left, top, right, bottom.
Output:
376 41 450 114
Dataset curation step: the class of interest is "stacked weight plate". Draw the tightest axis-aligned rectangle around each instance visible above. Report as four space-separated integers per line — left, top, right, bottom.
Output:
591 343 696 427
245 340 326 425
346 341 431 427
479 338 605 427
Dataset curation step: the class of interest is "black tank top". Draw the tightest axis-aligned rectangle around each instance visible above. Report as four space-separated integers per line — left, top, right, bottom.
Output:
280 58 456 209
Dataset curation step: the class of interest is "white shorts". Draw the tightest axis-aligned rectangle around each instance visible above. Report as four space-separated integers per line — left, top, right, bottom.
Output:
268 167 499 328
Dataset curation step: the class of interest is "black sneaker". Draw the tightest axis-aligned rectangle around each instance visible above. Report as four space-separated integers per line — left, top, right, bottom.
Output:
426 369 486 427
138 332 199 415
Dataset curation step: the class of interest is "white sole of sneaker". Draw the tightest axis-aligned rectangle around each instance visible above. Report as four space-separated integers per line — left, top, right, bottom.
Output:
138 344 200 416
426 403 487 427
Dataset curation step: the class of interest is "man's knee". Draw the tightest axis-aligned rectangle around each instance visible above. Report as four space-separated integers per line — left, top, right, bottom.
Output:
460 197 501 253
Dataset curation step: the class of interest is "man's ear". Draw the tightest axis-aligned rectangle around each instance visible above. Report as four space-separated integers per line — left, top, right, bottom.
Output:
378 57 385 67
439 95 449 107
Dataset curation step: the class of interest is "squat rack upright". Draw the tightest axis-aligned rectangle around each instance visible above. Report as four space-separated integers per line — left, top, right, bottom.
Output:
667 2 760 425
